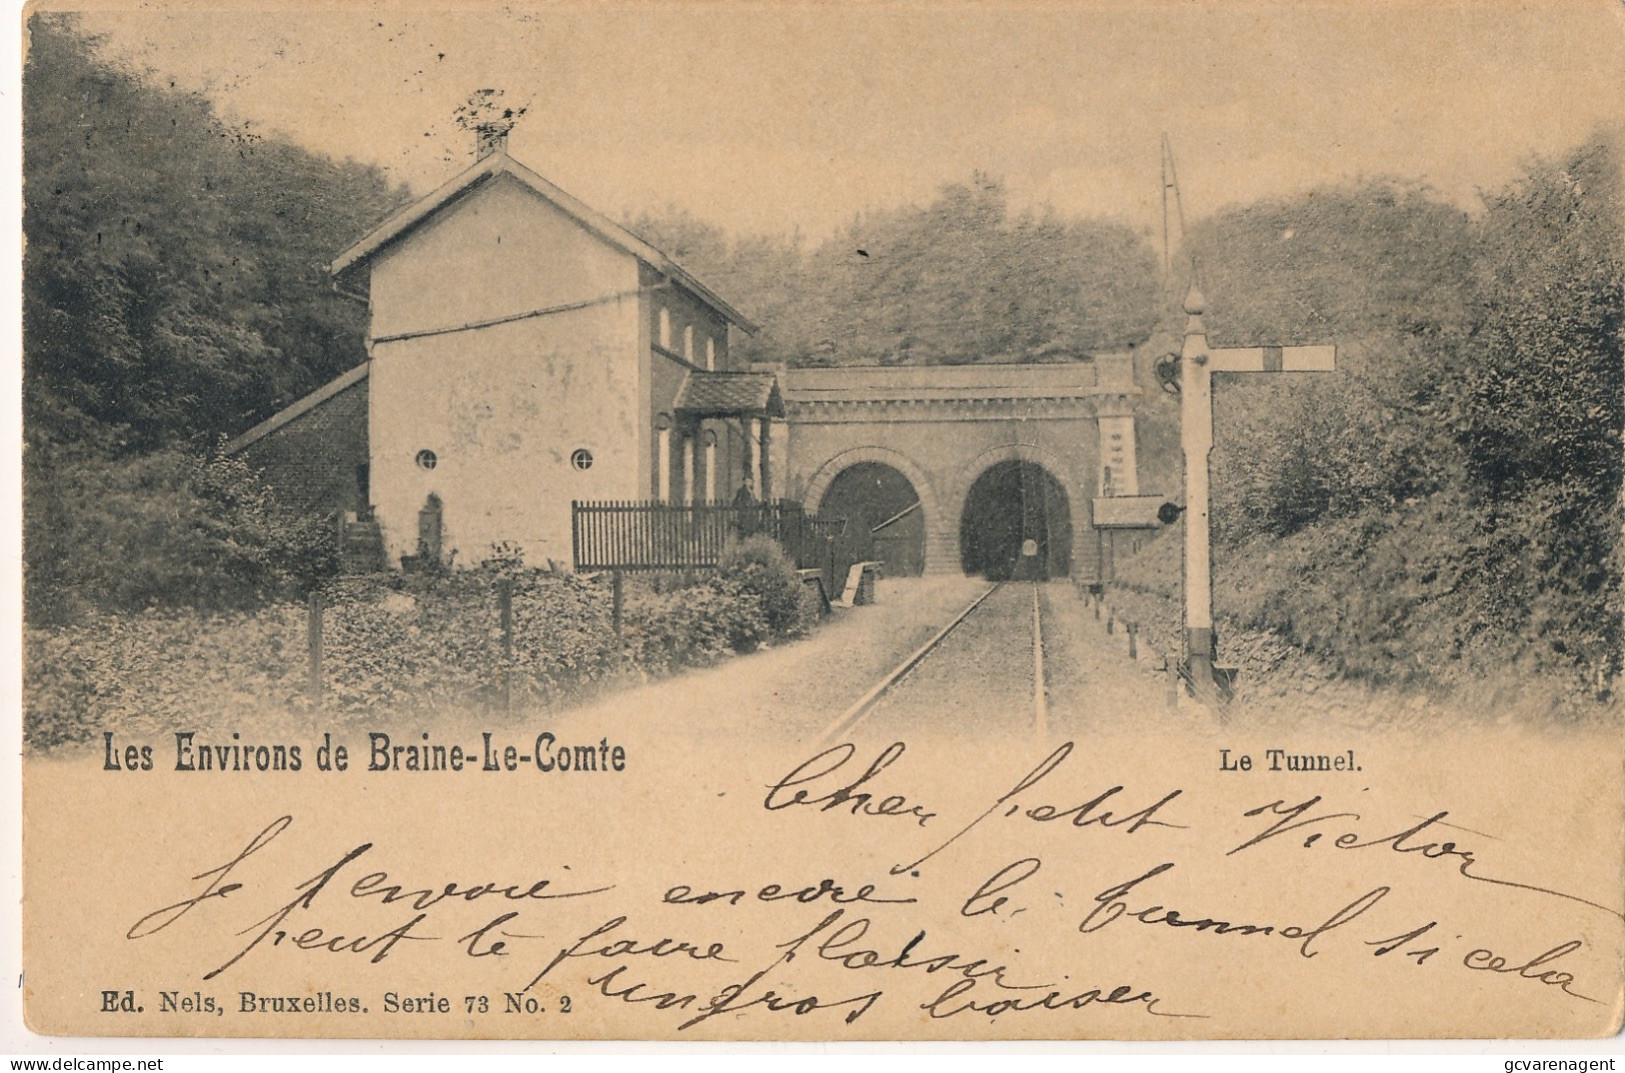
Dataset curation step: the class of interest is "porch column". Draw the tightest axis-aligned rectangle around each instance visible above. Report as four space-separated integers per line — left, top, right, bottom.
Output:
683 433 696 503
656 418 672 501
755 417 770 500
769 418 790 503
704 427 718 502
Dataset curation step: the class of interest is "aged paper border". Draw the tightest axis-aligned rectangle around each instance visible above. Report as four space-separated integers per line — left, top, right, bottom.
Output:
6 0 1625 1056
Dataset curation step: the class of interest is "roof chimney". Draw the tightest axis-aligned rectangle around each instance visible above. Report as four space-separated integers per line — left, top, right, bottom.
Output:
475 125 508 161
455 89 527 163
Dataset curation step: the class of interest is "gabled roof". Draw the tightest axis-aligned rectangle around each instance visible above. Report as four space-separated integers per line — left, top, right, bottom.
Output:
224 362 370 455
674 370 783 418
330 152 757 334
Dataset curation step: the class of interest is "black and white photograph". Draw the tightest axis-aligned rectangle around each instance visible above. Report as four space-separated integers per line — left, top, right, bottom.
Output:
10 0 1625 1048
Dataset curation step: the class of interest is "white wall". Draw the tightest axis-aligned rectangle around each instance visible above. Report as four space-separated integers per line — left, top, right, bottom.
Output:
366 174 643 567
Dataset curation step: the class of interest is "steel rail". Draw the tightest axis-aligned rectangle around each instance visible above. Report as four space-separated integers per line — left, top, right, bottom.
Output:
1032 581 1049 735
814 581 1002 744
816 579 1052 744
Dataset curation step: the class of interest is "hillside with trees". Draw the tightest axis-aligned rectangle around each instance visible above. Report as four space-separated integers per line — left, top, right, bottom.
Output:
25 15 408 457
23 15 409 620
1117 143 1623 709
627 174 1162 367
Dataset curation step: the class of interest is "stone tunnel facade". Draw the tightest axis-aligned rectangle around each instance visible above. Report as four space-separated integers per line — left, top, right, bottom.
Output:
779 358 1144 581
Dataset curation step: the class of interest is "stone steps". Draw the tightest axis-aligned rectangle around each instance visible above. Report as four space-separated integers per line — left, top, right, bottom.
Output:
339 516 386 574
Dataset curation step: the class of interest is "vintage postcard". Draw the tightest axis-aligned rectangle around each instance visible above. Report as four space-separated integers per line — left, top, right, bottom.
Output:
15 0 1625 1043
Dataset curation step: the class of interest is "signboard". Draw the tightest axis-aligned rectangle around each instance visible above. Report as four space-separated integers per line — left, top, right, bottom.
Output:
1091 494 1167 529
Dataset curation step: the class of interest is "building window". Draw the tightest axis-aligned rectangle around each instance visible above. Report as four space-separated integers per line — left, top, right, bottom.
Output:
570 448 594 471
705 335 716 370
683 324 694 360
659 308 672 350
415 449 438 470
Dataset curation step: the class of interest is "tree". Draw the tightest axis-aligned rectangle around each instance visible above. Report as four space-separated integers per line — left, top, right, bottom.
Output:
1184 179 1478 543
1152 154 1623 699
25 450 337 623
625 174 1162 368
23 14 411 621
23 14 409 456
1456 136 1623 504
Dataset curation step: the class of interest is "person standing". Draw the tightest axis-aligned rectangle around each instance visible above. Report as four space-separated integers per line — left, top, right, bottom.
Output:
732 475 759 537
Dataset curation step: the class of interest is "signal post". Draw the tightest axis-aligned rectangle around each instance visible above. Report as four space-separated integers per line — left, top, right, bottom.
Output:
1176 280 1337 701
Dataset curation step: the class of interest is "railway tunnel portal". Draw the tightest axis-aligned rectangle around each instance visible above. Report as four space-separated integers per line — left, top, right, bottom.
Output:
781 357 1154 582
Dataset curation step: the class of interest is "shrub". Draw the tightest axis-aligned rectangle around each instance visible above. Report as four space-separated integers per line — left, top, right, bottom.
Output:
717 534 804 638
25 542 827 748
621 577 769 673
317 568 624 715
24 448 337 624
1115 487 1617 713
1216 487 1618 703
24 603 308 749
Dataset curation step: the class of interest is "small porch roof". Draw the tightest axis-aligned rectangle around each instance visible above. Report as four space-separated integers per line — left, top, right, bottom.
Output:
673 371 784 419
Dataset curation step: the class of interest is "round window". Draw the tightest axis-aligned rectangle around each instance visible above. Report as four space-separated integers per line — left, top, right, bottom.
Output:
570 448 594 471
415 449 437 470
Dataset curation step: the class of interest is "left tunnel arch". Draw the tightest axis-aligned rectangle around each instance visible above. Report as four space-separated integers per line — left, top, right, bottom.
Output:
803 446 942 573
817 462 925 577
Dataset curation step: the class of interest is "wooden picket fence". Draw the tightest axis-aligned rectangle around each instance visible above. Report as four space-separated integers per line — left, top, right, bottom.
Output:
571 499 847 584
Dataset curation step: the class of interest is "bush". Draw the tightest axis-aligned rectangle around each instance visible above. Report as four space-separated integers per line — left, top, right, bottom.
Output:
717 534 805 638
621 577 770 673
24 448 337 624
318 567 624 715
25 543 827 748
24 603 308 749
1216 487 1618 703
1114 487 1617 713
615 536 811 672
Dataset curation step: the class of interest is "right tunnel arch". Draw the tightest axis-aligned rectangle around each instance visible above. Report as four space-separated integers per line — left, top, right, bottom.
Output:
958 458 1073 580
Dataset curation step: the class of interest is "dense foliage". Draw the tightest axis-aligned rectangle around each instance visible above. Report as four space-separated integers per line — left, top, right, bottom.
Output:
1190 181 1478 542
318 567 624 716
25 602 310 750
621 580 771 674
627 174 1161 367
1118 138 1624 705
716 535 805 637
24 450 338 625
23 16 410 624
26 551 824 747
24 14 408 455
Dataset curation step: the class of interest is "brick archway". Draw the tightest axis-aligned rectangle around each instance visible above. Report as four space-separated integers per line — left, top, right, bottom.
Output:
803 446 944 573
951 442 1092 577
951 441 1087 498
782 362 1139 578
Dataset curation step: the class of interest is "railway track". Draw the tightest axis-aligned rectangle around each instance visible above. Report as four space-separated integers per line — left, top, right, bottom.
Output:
815 580 1051 743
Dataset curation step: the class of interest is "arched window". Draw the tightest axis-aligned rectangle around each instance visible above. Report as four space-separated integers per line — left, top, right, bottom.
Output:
705 335 716 370
658 308 672 350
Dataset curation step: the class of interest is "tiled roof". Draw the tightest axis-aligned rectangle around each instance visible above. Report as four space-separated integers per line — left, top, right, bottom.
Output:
223 362 370 455
674 371 783 417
